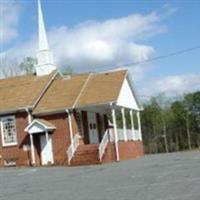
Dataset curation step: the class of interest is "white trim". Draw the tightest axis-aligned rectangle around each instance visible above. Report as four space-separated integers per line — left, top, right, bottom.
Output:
117 78 140 110
137 111 142 141
32 71 58 109
29 134 35 165
129 110 135 140
0 116 18 147
24 119 56 133
121 108 127 141
126 72 143 110
111 107 120 161
26 109 36 165
72 73 92 108
66 109 74 152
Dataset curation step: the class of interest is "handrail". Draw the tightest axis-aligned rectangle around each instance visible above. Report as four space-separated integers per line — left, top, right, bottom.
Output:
67 133 80 165
98 130 109 162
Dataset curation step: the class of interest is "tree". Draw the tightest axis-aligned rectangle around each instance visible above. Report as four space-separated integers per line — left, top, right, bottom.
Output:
184 92 200 132
171 100 193 150
61 66 74 76
141 91 200 154
19 57 36 75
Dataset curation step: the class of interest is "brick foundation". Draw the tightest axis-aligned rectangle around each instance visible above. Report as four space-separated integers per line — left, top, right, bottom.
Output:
102 141 144 163
118 141 144 160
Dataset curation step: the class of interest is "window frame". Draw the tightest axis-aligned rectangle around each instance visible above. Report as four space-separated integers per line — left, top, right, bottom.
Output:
0 115 18 147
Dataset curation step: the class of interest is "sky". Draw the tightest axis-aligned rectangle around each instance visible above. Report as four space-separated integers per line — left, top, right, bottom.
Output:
0 0 200 100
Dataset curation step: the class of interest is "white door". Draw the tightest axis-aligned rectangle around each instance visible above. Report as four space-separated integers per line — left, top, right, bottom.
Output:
40 134 54 165
88 112 99 144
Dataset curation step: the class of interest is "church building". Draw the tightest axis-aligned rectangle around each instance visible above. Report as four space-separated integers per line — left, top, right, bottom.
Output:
0 0 143 167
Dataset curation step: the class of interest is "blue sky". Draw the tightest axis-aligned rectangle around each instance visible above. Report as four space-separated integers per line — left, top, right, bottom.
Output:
0 0 200 98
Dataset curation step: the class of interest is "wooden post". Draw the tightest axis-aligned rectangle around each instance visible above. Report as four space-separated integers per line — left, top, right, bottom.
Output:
112 108 120 161
137 111 142 141
45 131 49 143
67 110 74 152
29 134 35 165
26 108 35 166
121 108 127 141
129 110 135 140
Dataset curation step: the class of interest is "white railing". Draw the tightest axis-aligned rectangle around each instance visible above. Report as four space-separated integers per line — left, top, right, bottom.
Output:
99 130 109 162
117 129 124 141
67 134 80 165
117 129 140 141
108 128 115 142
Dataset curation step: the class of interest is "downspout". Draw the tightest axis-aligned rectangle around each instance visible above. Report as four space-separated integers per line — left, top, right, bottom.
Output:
25 108 36 165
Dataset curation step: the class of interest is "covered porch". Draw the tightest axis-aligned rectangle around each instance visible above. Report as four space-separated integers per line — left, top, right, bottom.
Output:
67 102 142 165
67 72 143 165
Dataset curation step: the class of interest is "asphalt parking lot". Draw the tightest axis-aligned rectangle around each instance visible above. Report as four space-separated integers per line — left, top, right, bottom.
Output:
1 151 200 200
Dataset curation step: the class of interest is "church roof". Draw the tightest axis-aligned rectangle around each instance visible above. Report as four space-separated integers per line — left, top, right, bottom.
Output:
76 70 127 108
0 71 56 114
33 69 128 115
0 69 140 115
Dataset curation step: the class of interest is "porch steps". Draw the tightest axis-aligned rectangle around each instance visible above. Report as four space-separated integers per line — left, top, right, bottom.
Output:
70 144 100 166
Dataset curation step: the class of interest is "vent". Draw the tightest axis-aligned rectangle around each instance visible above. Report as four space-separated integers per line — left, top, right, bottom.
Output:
4 159 16 167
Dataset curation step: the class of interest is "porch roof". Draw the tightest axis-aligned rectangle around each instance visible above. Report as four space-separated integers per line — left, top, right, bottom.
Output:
24 119 56 134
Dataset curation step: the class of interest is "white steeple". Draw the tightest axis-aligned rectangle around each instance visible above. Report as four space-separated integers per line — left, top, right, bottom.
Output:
36 0 57 76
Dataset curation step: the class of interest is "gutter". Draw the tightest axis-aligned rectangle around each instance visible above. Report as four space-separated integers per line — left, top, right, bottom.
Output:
33 100 116 117
0 106 32 116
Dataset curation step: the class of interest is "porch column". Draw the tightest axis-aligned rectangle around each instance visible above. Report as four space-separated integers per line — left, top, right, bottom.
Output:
66 110 74 151
26 108 35 165
129 110 135 141
29 134 36 165
45 131 49 143
112 108 120 161
137 111 142 141
121 108 127 141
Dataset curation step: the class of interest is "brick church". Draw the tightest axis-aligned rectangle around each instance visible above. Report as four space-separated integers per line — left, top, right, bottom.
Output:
0 0 143 167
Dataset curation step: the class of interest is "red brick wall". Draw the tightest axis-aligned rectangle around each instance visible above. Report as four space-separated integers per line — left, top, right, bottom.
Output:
0 110 86 167
118 141 144 160
39 113 71 165
0 112 31 167
102 143 116 163
102 141 144 163
0 110 144 167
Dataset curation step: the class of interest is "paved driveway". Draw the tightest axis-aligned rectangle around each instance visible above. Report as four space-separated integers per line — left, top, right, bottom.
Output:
1 151 200 200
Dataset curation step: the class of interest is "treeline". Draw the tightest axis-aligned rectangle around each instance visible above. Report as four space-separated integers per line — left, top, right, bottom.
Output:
141 91 200 154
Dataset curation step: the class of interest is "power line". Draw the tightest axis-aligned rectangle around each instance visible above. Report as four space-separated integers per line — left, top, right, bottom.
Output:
101 45 200 71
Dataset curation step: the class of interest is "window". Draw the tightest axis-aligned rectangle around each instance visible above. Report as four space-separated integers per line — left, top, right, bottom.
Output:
1 116 17 146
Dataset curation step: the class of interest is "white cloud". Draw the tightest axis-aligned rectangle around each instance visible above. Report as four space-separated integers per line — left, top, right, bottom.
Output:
141 74 200 97
0 1 21 45
1 11 166 76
